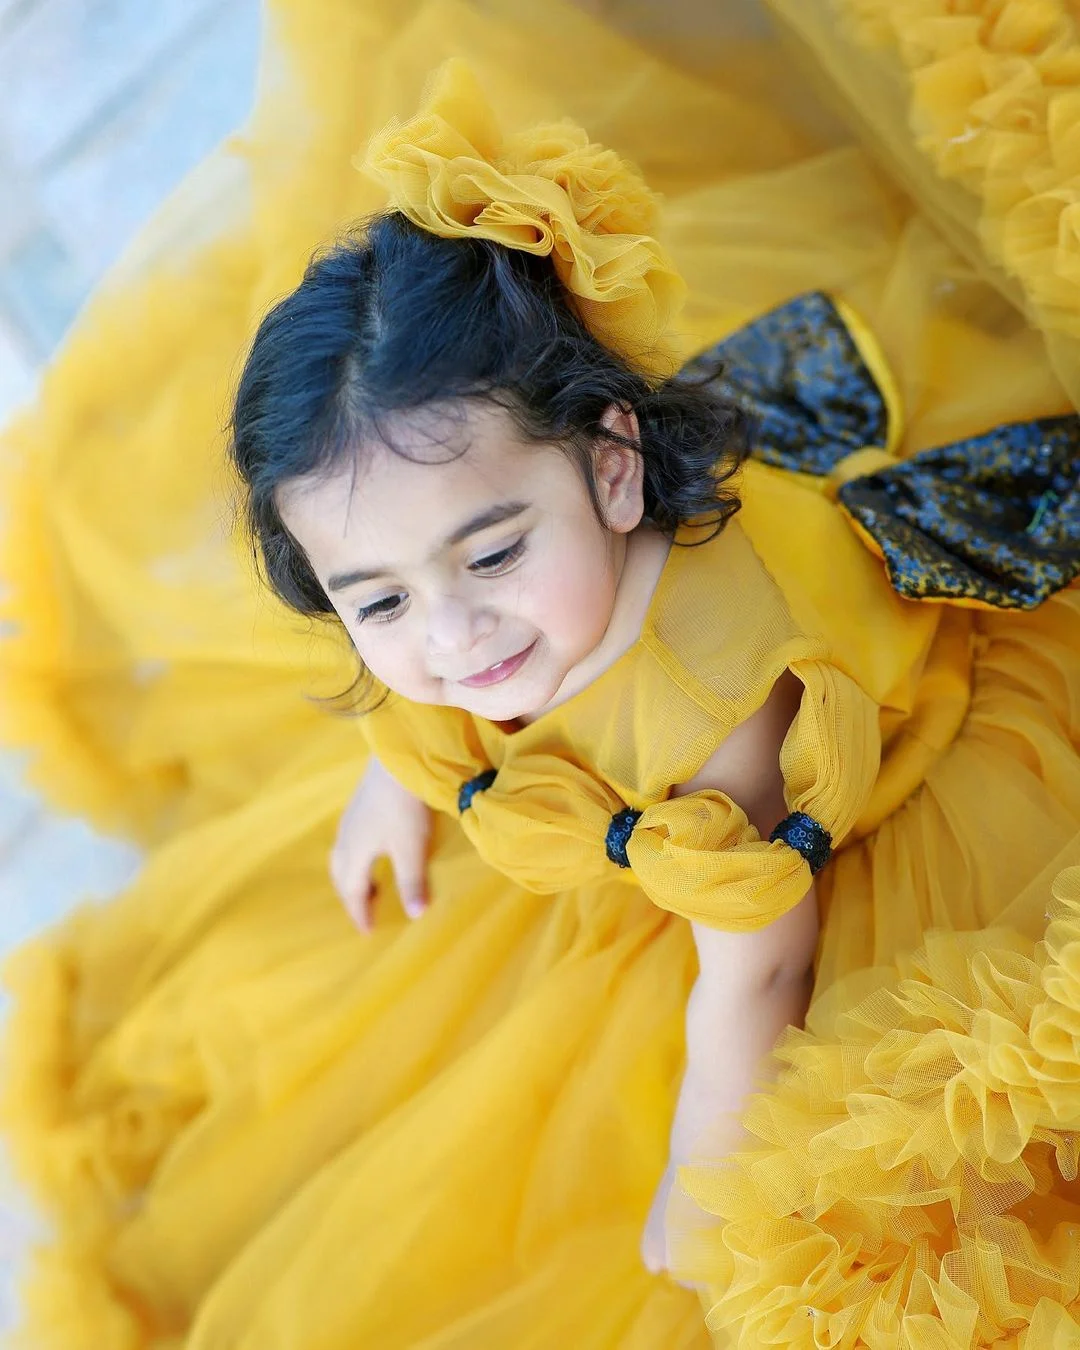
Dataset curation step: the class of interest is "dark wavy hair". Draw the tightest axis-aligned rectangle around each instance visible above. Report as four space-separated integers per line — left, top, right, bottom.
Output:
229 211 750 707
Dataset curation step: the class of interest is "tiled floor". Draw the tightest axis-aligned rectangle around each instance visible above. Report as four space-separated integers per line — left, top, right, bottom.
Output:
0 0 260 1330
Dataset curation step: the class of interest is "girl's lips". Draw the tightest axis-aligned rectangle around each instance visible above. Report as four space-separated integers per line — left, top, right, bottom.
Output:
458 640 537 688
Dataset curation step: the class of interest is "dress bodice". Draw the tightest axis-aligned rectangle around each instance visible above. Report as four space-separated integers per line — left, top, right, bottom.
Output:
360 487 967 929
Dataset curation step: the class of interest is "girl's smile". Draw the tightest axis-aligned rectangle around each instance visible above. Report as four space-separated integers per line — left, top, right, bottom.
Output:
456 638 539 688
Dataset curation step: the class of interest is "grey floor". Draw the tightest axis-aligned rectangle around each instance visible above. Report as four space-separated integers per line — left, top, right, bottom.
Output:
0 0 260 1329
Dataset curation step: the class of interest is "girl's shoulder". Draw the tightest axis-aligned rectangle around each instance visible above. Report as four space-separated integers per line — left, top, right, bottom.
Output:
584 469 948 798
640 511 812 715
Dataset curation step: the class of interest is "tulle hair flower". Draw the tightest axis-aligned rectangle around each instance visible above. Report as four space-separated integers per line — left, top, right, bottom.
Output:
360 60 686 378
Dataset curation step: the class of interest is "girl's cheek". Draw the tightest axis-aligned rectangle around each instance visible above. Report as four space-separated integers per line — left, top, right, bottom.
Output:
347 627 395 686
368 631 442 699
544 538 615 632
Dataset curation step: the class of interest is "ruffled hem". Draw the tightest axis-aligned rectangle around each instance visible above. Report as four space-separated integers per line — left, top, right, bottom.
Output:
673 865 1080 1348
835 0 1080 347
0 936 153 1349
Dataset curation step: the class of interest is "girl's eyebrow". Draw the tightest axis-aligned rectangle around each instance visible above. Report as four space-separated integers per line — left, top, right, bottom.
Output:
327 500 530 592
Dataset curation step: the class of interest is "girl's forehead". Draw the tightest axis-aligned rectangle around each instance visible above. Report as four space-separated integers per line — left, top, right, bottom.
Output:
330 408 552 507
277 405 579 557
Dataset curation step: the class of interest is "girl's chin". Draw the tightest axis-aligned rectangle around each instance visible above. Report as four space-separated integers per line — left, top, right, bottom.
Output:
459 672 564 723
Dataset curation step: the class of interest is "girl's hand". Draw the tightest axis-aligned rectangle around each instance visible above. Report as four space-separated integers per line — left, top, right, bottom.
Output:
642 1112 742 1286
641 1156 716 1288
330 756 433 933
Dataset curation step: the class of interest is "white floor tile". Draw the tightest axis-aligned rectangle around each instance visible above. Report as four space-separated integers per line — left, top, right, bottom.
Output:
0 0 221 169
40 0 259 279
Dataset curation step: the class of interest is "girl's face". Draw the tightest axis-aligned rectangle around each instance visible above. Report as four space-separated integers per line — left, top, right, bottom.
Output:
276 401 647 723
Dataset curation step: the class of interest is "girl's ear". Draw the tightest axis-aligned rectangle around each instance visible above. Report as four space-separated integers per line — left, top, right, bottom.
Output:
593 403 645 534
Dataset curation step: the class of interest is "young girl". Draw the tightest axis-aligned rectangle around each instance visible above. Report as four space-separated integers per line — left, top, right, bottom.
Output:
228 59 1080 1334
230 193 821 1279
3 6 1080 1348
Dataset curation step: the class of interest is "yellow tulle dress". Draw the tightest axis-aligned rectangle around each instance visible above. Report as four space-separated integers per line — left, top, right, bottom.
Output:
1 2 1079 1347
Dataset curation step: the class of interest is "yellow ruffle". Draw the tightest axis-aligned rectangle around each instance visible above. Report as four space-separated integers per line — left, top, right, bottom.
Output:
834 0 1080 356
674 866 1080 1346
360 657 881 931
0 938 156 1350
361 59 686 378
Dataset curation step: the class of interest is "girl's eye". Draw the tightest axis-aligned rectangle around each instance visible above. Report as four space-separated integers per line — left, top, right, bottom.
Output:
470 538 526 575
353 539 525 622
356 594 405 624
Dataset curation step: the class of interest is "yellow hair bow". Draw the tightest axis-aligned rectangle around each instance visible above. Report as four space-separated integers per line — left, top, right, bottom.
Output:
360 60 686 379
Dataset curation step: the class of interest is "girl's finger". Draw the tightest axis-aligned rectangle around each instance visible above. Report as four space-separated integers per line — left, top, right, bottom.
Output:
388 848 428 920
330 844 377 933
342 879 376 934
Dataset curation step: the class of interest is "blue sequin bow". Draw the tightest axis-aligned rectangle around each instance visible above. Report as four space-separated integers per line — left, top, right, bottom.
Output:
679 292 1079 610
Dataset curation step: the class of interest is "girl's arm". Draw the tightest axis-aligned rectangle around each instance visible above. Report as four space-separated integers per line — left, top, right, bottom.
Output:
673 895 817 1162
642 671 819 1270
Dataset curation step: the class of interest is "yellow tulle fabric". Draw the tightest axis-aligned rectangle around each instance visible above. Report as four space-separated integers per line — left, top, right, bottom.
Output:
675 866 1080 1348
363 59 686 378
766 0 1080 405
0 2 1079 1348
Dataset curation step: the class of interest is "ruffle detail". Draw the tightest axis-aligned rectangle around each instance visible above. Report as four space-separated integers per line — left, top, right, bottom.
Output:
836 0 1080 347
361 59 686 377
673 866 1080 1347
0 934 196 1349
359 659 881 931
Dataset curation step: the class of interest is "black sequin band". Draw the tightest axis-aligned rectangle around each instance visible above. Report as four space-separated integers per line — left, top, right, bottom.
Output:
769 811 832 874
458 768 497 814
605 808 642 868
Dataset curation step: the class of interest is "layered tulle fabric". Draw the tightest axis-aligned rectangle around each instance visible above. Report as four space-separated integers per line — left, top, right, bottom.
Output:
1 802 709 1349
675 866 1080 1348
363 59 686 378
764 0 1080 406
669 572 1080 1346
1 2 1079 1349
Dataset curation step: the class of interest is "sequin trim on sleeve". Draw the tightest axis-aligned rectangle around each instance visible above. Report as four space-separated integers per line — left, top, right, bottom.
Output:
605 808 642 868
458 769 497 814
769 811 833 874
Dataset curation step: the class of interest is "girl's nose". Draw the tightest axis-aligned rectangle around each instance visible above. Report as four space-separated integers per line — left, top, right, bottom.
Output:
425 594 496 659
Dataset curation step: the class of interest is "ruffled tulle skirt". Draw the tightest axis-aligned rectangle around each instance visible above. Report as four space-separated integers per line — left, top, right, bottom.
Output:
674 588 1080 1346
2 1 1080 1346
